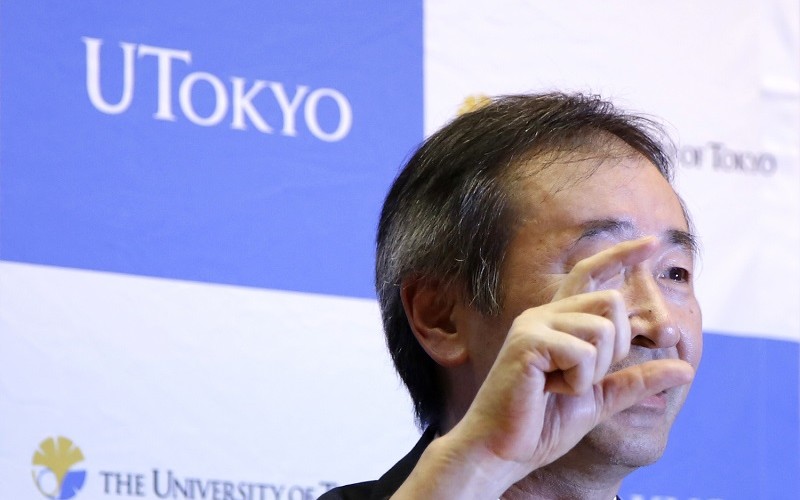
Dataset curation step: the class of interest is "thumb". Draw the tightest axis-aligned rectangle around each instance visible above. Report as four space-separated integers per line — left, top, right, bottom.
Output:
597 359 694 420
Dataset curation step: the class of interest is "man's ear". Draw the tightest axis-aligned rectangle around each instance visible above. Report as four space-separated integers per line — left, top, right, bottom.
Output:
400 277 469 367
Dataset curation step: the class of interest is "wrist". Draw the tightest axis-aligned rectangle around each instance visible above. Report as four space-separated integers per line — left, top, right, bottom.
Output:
391 429 528 500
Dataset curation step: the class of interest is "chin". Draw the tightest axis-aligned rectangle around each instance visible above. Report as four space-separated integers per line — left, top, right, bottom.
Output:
587 426 669 467
579 408 676 468
578 378 691 468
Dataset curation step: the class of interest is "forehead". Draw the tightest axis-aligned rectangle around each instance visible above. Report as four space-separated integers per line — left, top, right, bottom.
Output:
510 150 688 240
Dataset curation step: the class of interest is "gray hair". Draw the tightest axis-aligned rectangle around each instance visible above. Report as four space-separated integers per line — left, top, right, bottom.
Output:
375 93 674 428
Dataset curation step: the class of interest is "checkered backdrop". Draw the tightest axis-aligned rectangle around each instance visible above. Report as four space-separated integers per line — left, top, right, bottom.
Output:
2 2 798 499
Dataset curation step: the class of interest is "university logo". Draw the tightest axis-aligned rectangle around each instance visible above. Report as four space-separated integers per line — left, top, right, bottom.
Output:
31 437 87 500
457 94 491 115
82 37 353 142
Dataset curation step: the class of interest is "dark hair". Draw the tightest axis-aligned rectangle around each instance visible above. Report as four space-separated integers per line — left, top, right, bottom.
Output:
375 93 674 428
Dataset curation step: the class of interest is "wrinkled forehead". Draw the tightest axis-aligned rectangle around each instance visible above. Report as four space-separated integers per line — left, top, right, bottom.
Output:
505 142 693 237
506 135 668 191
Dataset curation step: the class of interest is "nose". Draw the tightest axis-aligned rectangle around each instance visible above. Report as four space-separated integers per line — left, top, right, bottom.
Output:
624 268 680 349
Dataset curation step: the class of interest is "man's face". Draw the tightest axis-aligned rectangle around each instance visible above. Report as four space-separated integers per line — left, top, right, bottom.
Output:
464 149 703 467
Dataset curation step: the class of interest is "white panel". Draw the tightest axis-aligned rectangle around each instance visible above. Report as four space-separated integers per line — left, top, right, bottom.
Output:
424 0 800 341
0 261 419 498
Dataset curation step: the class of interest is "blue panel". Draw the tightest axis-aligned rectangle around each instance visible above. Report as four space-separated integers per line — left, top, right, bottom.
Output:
0 1 423 298
621 333 800 499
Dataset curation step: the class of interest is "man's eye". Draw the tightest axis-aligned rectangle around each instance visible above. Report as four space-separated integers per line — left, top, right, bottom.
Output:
665 266 691 283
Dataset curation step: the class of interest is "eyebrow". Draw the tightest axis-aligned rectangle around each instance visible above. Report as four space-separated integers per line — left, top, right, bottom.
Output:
576 218 699 256
666 228 700 257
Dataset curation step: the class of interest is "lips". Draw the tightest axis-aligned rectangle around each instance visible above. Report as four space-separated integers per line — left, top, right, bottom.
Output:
608 349 686 417
631 391 668 412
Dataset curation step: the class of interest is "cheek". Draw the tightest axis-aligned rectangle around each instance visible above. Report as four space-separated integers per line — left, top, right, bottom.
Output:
677 303 703 369
467 314 514 381
504 274 564 316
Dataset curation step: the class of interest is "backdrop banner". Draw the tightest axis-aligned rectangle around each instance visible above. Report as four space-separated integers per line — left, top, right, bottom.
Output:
1 1 798 499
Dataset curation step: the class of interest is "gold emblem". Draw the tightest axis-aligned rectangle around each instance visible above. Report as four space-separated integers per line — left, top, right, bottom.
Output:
457 94 492 115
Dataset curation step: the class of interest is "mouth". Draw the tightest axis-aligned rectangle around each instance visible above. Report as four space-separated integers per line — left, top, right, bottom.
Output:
630 390 668 412
609 389 672 431
608 350 687 418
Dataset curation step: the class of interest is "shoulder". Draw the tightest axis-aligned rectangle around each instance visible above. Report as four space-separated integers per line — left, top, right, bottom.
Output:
317 481 378 500
318 427 437 500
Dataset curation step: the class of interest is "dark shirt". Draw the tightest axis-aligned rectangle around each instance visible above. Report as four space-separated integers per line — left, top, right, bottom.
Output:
319 428 622 500
319 427 436 500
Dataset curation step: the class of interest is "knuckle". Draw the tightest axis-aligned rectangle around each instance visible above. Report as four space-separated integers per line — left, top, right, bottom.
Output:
571 258 593 276
511 308 543 330
604 288 624 304
595 316 616 340
579 340 598 361
598 289 625 310
574 358 596 392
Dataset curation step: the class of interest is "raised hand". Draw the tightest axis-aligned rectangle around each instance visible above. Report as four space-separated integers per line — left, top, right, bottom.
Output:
393 237 695 499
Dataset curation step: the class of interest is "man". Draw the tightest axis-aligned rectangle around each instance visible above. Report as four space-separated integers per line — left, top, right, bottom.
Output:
323 93 702 499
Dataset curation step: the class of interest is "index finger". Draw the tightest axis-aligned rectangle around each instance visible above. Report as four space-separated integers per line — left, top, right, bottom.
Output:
552 236 658 302
597 358 695 420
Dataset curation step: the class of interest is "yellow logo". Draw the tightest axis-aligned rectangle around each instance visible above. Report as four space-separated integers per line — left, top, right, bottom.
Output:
32 437 86 499
457 94 492 116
